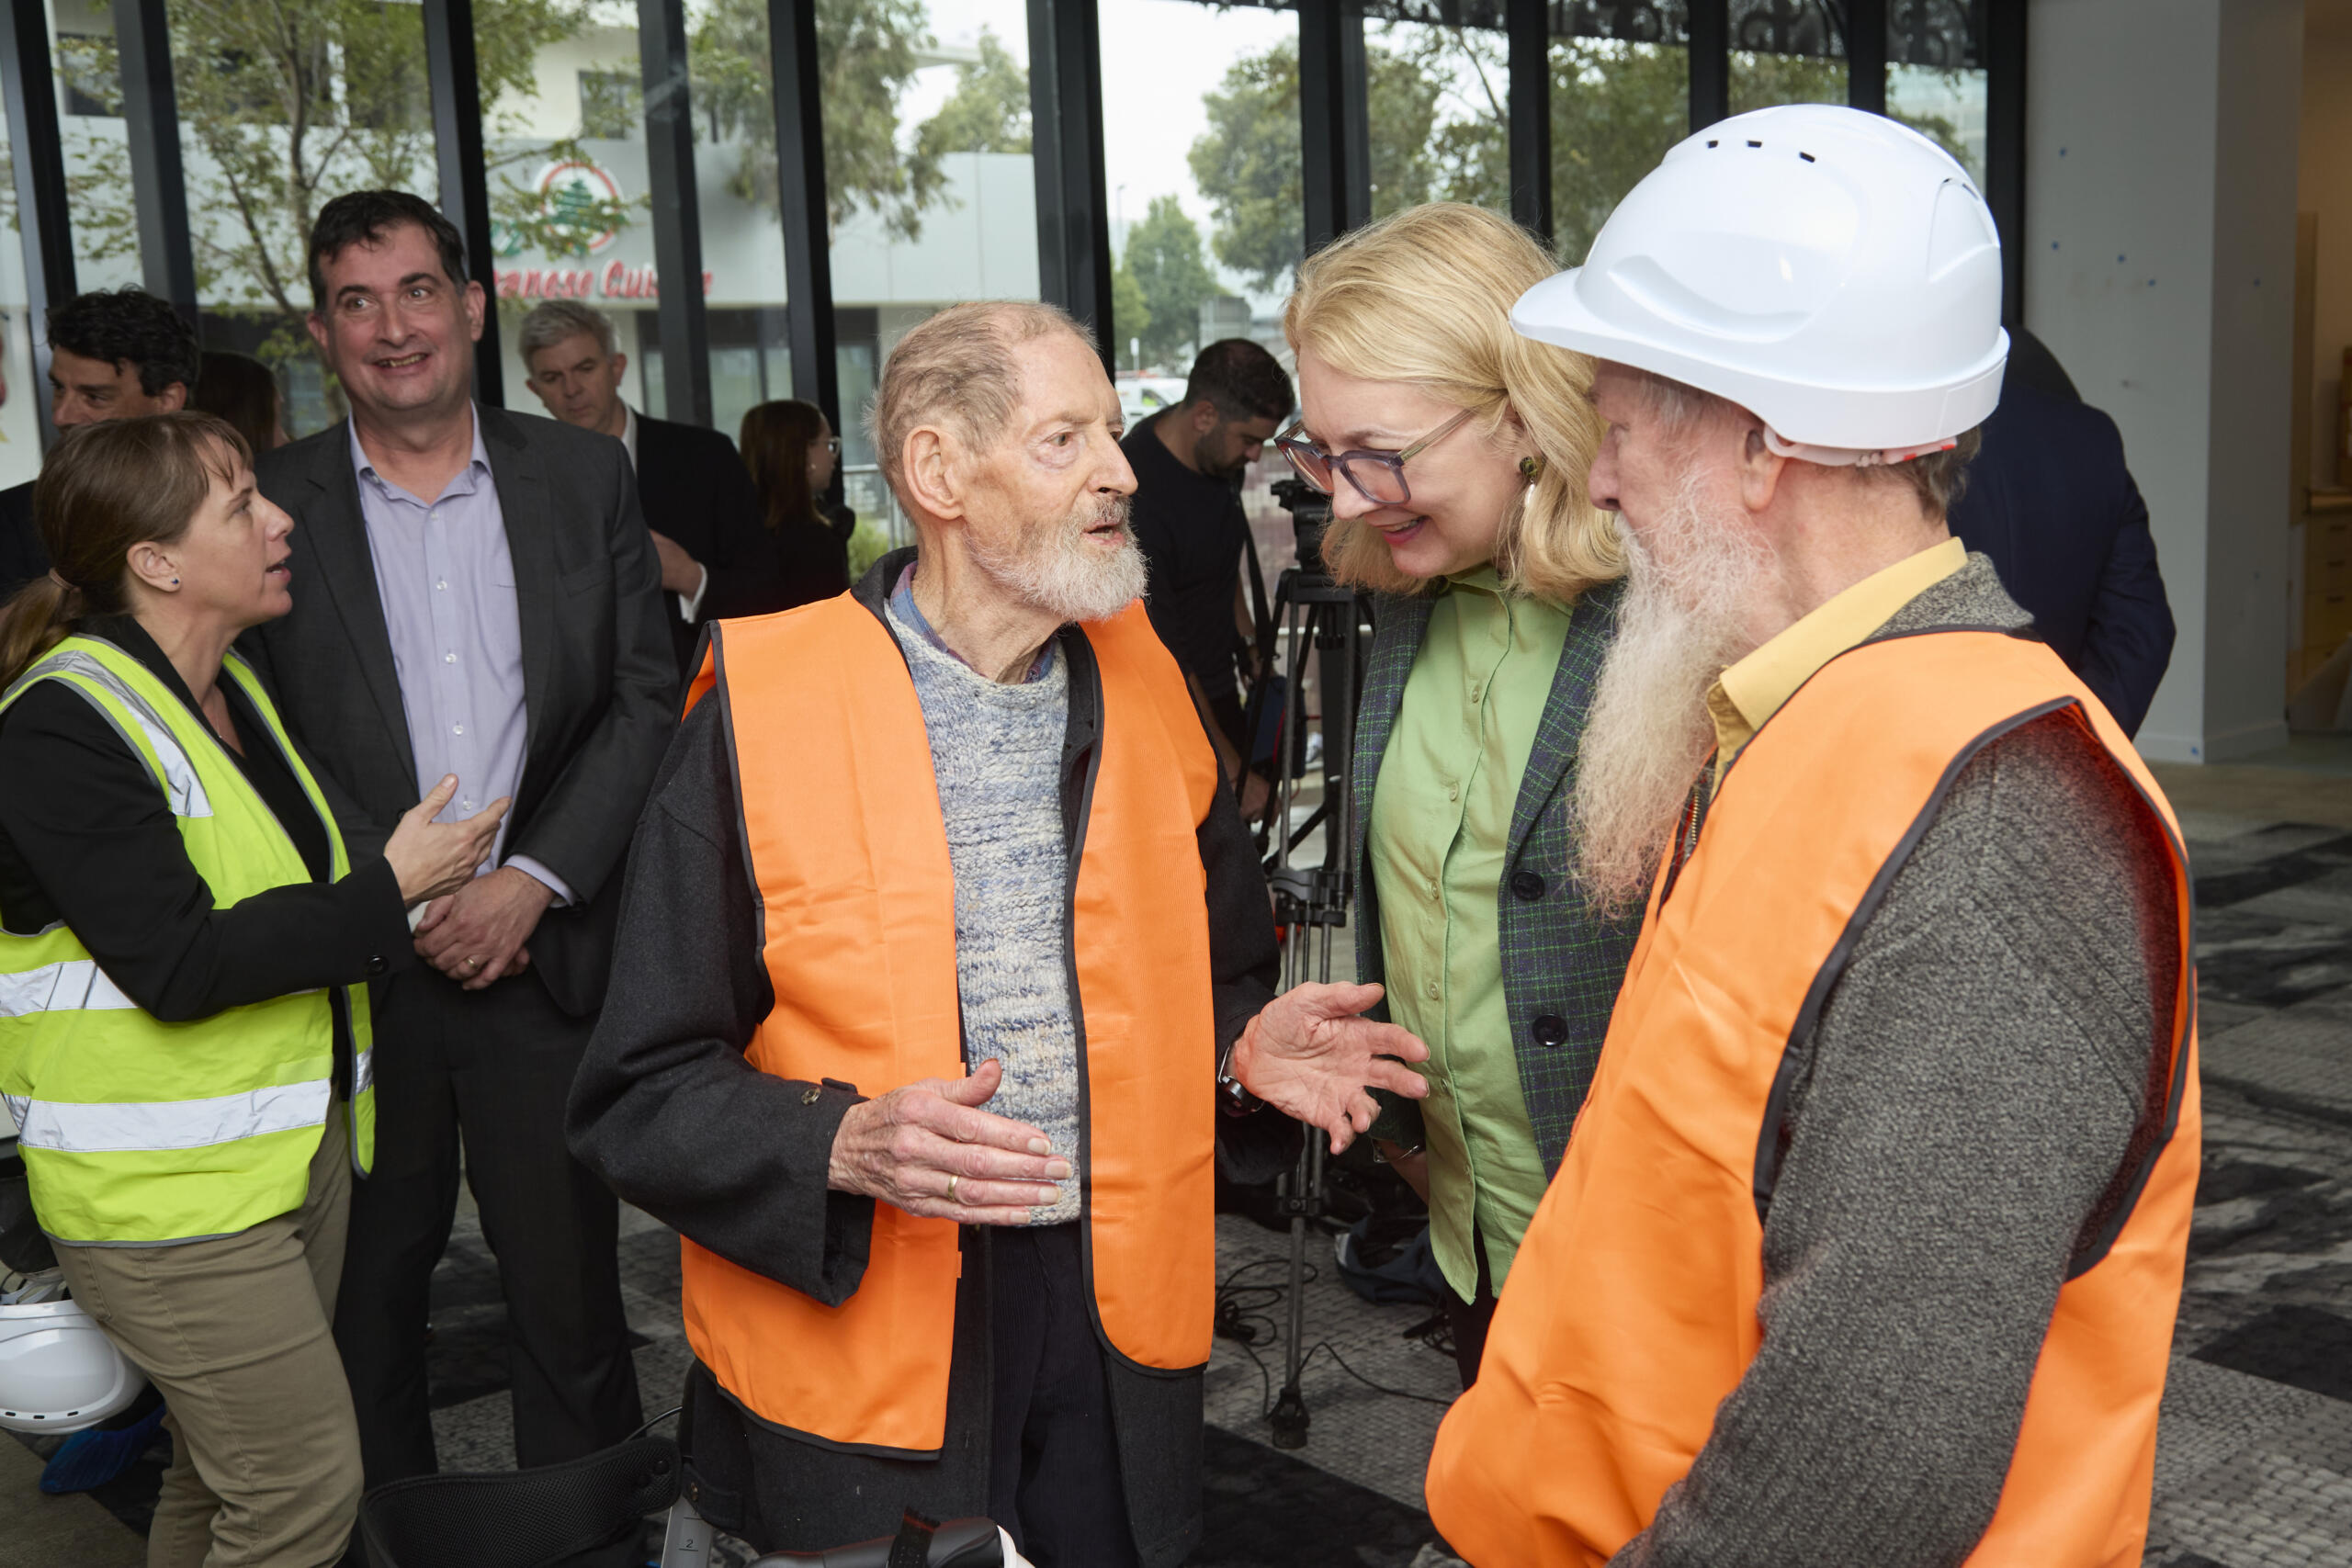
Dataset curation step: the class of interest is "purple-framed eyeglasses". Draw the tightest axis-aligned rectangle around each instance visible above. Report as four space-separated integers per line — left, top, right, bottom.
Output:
1273 407 1476 505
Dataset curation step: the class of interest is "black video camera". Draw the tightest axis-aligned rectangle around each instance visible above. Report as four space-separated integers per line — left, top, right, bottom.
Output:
1270 477 1334 579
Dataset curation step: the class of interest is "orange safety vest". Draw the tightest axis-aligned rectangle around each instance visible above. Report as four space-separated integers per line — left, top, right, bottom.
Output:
677 593 1221 1456
1424 628 2199 1567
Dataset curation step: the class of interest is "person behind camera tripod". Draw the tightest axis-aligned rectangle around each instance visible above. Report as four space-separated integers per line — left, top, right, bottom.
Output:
1276 203 1642 1388
568 299 1430 1568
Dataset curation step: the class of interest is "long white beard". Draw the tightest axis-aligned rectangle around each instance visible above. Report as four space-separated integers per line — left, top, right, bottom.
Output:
969 493 1149 625
1571 477 1768 911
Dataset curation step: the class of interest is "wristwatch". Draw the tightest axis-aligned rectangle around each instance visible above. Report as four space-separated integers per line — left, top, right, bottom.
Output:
1216 1037 1261 1117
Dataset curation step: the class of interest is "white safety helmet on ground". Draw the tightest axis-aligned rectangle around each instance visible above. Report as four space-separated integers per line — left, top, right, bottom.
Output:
0 1275 146 1435
1511 102 2008 465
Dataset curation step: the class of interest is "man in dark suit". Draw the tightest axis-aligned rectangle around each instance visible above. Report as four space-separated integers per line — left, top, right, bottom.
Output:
0 288 201 600
1948 328 2176 737
515 299 775 677
244 191 673 1541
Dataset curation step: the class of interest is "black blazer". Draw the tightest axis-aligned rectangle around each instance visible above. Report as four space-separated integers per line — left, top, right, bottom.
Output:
634 412 780 677
1948 378 2177 738
243 404 678 1018
0 480 40 604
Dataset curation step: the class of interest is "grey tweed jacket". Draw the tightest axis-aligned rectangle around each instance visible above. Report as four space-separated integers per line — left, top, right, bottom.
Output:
1352 578 1644 1175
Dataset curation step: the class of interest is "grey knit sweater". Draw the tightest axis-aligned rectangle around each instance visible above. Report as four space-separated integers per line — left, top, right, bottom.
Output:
1617 554 2181 1568
888 598 1084 1225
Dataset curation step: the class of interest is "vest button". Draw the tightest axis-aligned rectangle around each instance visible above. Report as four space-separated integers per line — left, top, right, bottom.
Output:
1510 871 1545 901
365 954 388 976
1532 1014 1569 1047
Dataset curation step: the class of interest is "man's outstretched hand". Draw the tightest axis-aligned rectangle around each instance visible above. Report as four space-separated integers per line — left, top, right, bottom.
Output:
827 1058 1069 1225
1230 982 1430 1154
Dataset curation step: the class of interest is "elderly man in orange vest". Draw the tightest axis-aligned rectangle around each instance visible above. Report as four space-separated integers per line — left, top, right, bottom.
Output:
570 299 1427 1567
1422 106 2199 1567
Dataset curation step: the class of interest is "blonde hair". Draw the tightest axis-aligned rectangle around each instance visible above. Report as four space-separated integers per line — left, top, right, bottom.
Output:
1283 203 1623 602
867 299 1090 495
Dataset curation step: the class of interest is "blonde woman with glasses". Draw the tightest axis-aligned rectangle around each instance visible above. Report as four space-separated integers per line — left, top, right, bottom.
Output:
1281 202 1640 1388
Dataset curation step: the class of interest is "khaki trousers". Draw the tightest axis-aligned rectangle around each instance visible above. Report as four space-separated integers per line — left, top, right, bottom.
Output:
52 1108 364 1568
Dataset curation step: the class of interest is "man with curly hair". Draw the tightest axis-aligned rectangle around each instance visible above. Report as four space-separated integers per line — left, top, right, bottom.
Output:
0 288 201 600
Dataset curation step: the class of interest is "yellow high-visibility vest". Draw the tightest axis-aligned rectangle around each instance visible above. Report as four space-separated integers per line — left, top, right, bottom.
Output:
0 635 375 1244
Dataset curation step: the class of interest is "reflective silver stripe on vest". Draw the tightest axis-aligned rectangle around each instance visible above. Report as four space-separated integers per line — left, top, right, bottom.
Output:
10 1078 332 1154
6 649 212 818
352 1048 374 1098
0 959 140 1020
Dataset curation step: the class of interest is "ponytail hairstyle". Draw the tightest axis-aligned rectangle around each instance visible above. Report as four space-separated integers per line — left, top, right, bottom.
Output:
739 399 828 535
1283 202 1625 603
0 412 252 691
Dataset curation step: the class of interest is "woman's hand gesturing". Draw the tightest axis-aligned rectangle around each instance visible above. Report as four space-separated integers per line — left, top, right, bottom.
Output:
383 774 511 907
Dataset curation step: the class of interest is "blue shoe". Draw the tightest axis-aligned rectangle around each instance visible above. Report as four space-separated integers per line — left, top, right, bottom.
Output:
38 1403 166 1494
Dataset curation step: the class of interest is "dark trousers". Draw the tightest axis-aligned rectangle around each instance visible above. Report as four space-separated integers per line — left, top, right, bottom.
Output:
1445 1230 1499 1389
334 965 643 1489
988 1224 1141 1568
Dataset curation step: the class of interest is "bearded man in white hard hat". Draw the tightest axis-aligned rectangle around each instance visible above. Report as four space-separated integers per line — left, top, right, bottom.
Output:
1422 105 2199 1568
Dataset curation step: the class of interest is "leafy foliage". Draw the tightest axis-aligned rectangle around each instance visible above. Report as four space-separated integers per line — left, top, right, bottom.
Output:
1112 261 1152 370
690 0 947 242
1191 28 1979 287
1124 196 1218 368
915 28 1032 158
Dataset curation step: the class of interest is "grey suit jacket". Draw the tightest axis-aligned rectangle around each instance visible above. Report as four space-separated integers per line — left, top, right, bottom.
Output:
244 403 678 1018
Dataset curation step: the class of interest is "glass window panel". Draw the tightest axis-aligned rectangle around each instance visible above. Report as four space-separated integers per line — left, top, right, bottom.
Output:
824 0 1041 557
0 103 37 489
478 3 658 425
49 0 139 295
1728 0 1847 114
1550 3 1689 265
1887 1 1985 184
1369 8 1510 220
684 0 790 445
166 0 435 438
1098 0 1298 571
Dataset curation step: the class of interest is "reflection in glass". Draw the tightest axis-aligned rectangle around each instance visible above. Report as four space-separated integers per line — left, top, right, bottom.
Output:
1366 16 1510 222
1550 3 1689 265
50 0 138 297
0 98 34 489
1728 0 1848 115
1887 0 1986 182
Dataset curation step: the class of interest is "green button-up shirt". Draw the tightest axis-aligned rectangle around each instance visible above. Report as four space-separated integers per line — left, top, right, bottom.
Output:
1367 567 1575 1299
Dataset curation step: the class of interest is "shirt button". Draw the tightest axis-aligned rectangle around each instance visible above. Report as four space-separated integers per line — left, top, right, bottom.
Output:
1447 784 1459 802
452 723 465 736
443 651 456 664
1469 684 1484 704
1425 979 1440 1000
461 798 476 811
1425 877 1438 897
435 579 447 592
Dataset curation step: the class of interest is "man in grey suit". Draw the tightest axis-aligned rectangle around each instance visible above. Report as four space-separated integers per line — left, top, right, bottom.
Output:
244 190 673 1544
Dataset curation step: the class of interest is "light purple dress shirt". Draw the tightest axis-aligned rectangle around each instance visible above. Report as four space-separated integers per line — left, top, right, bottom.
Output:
349 413 571 903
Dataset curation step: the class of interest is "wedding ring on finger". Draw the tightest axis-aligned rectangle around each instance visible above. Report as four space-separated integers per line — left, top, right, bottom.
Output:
947 1173 960 1204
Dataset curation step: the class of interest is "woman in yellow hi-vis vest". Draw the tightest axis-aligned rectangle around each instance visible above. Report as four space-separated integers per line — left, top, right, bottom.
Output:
0 414 504 1568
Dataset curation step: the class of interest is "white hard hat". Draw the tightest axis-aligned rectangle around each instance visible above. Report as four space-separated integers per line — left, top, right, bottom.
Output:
0 1280 146 1434
1512 103 2008 463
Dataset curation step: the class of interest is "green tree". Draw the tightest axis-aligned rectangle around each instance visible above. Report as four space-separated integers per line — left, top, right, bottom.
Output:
1112 262 1152 372
1124 196 1217 369
63 0 613 377
1186 39 1439 293
915 28 1031 158
1193 32 1977 286
690 0 947 242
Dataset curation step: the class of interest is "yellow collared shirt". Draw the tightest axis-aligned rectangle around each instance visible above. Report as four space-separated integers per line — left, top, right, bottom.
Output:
1707 536 1967 782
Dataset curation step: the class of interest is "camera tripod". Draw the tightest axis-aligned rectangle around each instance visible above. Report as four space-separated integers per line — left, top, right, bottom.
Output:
1238 479 1377 1450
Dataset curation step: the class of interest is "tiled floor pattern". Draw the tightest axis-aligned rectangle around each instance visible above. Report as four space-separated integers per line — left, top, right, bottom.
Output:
21 804 2352 1565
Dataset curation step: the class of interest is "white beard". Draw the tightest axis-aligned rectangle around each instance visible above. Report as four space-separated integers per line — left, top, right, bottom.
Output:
969 493 1149 625
1571 475 1769 911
